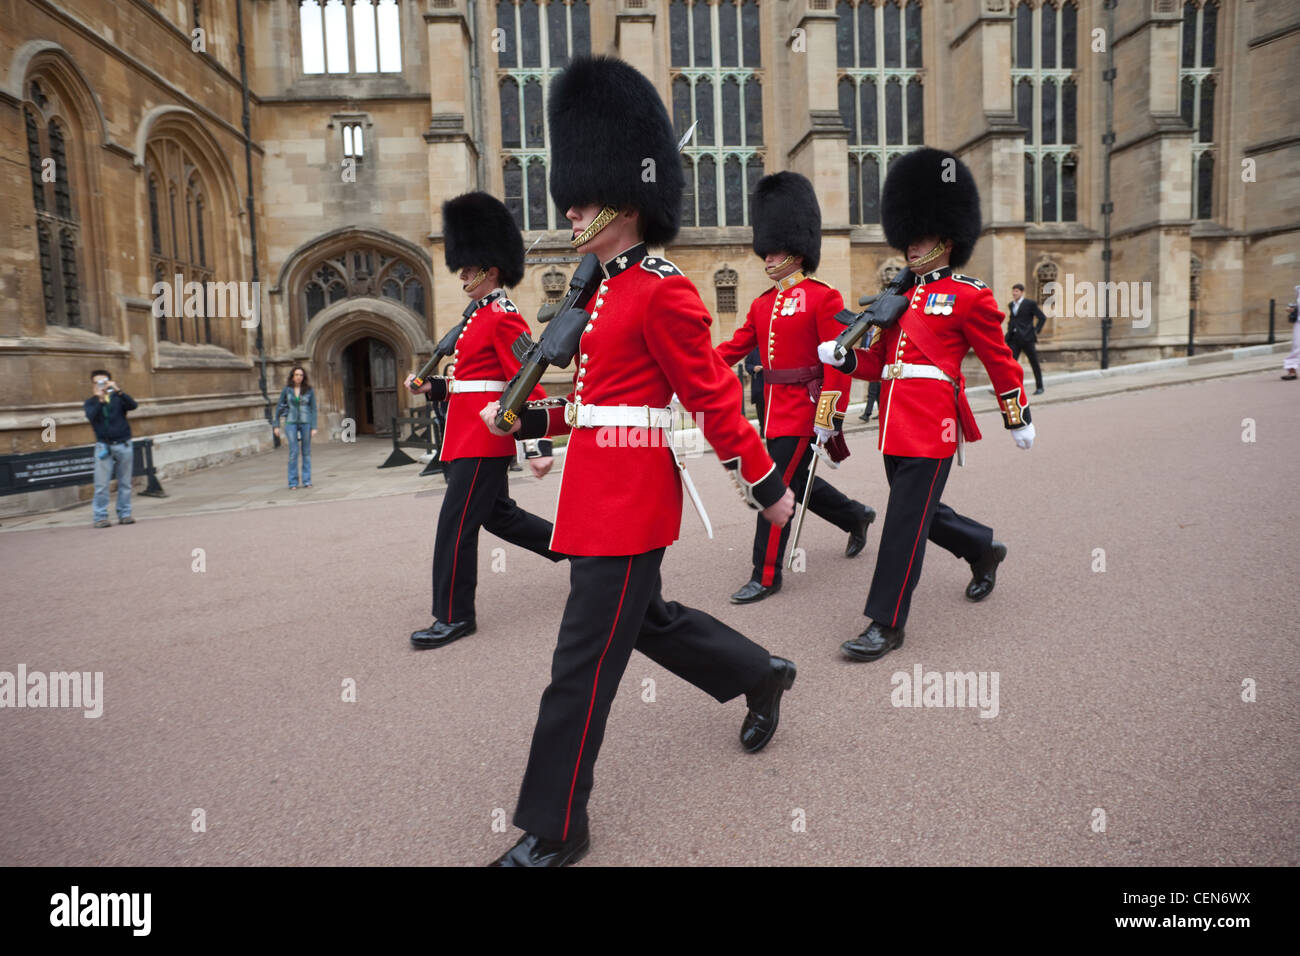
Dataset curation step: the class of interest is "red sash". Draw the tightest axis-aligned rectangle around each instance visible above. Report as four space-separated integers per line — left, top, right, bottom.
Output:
895 309 982 442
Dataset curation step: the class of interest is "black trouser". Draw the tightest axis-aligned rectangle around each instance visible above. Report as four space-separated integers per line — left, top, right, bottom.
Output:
513 548 771 841
431 455 560 623
864 455 993 630
1009 338 1044 390
751 435 865 587
861 381 881 420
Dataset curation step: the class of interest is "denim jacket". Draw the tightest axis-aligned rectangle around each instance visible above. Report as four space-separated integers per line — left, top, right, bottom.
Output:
275 386 317 429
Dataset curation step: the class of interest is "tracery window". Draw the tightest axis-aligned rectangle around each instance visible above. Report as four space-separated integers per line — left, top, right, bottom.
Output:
670 0 764 228
24 79 83 329
146 137 217 344
497 0 591 231
300 246 427 332
837 1 925 225
1180 0 1218 220
1012 1 1079 222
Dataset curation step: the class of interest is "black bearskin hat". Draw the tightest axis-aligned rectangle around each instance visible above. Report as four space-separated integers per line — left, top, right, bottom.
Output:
881 147 982 268
442 192 525 288
548 56 685 246
751 172 822 274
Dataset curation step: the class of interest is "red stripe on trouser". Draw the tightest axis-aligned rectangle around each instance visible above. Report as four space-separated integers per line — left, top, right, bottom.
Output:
890 459 943 627
447 459 483 621
563 556 634 841
760 443 808 585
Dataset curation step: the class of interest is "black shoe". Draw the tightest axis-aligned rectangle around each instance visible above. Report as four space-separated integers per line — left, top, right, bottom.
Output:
410 619 476 649
740 657 796 753
840 621 905 662
730 578 781 604
488 829 590 867
1034 386 1045 395
845 506 876 558
965 542 1007 602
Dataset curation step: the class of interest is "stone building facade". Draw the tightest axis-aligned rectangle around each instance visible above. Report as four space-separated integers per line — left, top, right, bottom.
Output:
2 0 1296 511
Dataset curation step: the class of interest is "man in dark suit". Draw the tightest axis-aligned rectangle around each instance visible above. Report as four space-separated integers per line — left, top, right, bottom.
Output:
1006 283 1047 395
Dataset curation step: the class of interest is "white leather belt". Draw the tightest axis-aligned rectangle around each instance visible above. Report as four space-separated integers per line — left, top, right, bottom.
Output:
564 403 673 429
880 362 953 383
448 379 508 394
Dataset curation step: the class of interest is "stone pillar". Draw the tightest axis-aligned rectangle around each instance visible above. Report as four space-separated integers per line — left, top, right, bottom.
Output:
785 2 851 297
424 2 480 340
1108 0 1191 353
946 0 1025 296
616 6 658 85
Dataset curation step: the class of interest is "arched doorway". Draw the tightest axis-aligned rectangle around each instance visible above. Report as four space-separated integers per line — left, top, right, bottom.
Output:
342 336 398 435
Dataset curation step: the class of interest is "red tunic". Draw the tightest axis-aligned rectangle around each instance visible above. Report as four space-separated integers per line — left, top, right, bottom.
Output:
529 244 783 557
848 268 1029 458
716 273 854 438
438 290 545 461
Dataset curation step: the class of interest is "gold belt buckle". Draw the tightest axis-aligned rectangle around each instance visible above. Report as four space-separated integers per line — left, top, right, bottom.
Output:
565 402 578 427
889 361 904 379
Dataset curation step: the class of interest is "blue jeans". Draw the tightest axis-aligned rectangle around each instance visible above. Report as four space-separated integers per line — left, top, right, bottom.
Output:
92 440 133 522
286 424 312 486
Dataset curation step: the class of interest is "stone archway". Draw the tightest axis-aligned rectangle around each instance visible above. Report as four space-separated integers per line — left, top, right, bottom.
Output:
305 299 430 437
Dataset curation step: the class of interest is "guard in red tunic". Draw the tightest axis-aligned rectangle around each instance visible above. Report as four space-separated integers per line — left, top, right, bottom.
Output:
480 56 797 867
405 192 561 649
716 172 876 604
819 148 1037 662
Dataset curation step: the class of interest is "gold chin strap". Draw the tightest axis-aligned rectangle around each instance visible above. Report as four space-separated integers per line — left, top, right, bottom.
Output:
571 206 619 248
764 255 795 277
909 241 947 270
461 268 488 294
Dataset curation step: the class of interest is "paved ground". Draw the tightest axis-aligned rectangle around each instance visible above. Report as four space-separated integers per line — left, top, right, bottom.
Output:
2 364 1297 866
1 348 1285 531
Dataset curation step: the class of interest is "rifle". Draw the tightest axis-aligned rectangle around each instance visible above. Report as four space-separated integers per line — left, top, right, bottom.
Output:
408 300 477 391
494 252 603 430
829 267 915 362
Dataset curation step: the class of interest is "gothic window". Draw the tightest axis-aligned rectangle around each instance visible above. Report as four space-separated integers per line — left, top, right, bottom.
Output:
300 247 426 336
714 267 739 315
25 81 84 329
1188 255 1201 302
1012 1 1080 222
497 1 592 231
671 0 765 228
342 121 365 159
838 1 925 224
299 0 401 76
146 137 220 344
1180 1 1218 220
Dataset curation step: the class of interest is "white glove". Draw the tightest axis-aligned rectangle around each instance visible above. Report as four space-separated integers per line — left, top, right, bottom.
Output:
1011 421 1036 450
817 340 846 368
814 425 834 444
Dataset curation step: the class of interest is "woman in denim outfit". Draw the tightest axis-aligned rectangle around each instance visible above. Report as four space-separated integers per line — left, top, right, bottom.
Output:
273 366 317 489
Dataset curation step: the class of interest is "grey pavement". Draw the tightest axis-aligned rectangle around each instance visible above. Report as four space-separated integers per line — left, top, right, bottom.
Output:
0 358 1296 866
2 345 1288 532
